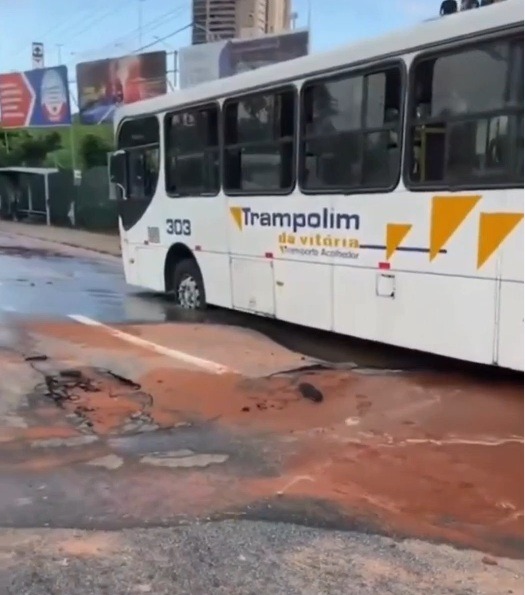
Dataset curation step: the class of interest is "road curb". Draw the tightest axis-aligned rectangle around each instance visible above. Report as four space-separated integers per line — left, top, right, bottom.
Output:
0 228 121 258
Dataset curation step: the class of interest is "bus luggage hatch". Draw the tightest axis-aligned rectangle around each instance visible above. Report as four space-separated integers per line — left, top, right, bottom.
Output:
230 256 275 317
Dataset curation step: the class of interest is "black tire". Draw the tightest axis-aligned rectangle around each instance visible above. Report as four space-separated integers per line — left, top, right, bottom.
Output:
172 258 206 310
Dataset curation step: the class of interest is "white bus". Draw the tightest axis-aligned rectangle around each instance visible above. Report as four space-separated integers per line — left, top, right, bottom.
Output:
110 0 524 371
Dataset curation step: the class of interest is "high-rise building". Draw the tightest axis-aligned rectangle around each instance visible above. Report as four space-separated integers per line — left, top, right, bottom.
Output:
266 0 291 34
192 0 291 45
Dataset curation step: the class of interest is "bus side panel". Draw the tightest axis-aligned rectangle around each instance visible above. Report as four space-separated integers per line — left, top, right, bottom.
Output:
496 189 524 371
274 260 333 331
497 281 523 371
165 196 231 308
226 194 334 325
332 190 500 365
334 268 497 364
197 251 232 309
132 245 166 290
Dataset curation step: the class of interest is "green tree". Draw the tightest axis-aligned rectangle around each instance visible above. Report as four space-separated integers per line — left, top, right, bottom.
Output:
80 133 113 169
0 129 20 167
0 129 62 167
16 131 62 166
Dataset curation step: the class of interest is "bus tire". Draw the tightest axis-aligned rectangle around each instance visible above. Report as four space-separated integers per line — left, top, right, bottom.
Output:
172 258 206 310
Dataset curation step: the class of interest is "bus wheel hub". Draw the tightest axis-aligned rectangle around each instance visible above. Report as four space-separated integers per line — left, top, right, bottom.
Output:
178 275 200 309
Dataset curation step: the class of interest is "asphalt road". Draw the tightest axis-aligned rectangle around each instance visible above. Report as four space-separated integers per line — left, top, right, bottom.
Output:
0 232 522 594
0 234 172 324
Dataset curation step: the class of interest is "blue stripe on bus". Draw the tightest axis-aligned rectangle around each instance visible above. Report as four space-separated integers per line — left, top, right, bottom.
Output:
360 245 447 254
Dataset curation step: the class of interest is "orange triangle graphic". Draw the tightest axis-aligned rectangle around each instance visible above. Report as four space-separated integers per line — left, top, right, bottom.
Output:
229 206 243 230
386 223 412 260
477 212 523 269
430 195 481 261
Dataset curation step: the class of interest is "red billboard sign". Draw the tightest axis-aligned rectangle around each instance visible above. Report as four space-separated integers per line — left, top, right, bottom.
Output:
0 73 33 128
76 51 167 125
0 66 71 129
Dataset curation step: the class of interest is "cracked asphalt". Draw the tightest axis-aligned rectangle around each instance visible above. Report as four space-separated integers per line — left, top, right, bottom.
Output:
0 232 522 594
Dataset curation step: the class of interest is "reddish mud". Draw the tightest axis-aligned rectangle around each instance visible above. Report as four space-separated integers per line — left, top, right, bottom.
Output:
11 320 524 557
138 366 523 555
27 321 315 376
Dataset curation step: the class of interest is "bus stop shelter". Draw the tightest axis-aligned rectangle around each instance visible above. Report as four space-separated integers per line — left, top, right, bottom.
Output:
0 167 59 226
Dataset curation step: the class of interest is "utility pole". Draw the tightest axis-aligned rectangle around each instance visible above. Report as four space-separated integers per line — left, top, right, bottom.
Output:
56 44 64 65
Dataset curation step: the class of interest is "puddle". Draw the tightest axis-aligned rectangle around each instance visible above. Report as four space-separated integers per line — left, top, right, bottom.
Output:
139 450 229 469
0 246 72 259
107 425 234 457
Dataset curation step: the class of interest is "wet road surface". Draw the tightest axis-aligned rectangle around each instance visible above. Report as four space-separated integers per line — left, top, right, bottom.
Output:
0 232 522 594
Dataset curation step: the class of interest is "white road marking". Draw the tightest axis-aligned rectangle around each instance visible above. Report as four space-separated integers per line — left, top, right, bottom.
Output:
2 306 17 312
68 314 232 375
357 433 524 448
401 436 524 447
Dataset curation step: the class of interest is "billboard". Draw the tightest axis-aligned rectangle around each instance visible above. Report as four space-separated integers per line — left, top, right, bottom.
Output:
76 51 167 125
178 41 230 90
178 30 309 89
0 65 71 129
224 29 309 76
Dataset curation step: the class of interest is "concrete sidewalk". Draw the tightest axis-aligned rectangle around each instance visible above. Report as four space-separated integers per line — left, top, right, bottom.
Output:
0 221 121 256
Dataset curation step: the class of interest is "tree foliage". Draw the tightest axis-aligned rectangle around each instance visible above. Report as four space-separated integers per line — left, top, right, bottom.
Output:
0 129 62 167
80 133 113 169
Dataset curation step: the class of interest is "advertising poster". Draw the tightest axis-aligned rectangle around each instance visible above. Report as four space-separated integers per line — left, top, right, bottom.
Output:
76 51 167 124
0 65 71 128
223 30 309 76
178 40 230 89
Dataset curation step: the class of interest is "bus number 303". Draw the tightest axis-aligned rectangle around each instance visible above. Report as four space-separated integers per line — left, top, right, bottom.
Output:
166 218 191 236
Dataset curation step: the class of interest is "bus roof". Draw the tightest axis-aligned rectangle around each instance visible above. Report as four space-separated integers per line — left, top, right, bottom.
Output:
116 0 523 122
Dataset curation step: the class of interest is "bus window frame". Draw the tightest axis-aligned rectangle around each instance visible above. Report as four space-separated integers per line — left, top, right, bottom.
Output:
117 115 160 150
116 116 161 202
403 28 524 192
222 84 298 197
163 100 221 199
298 58 406 196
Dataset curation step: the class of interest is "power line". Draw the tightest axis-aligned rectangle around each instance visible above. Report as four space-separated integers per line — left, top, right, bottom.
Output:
131 23 192 54
80 3 189 60
42 0 112 40
7 0 114 61
52 0 131 48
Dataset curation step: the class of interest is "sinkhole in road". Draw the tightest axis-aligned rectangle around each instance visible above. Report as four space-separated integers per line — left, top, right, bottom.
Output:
31 365 156 436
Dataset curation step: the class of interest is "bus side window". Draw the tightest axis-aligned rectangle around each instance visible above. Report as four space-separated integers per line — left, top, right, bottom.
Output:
407 35 523 188
223 89 296 194
299 63 402 193
117 116 160 201
362 68 402 186
165 105 219 197
126 147 159 201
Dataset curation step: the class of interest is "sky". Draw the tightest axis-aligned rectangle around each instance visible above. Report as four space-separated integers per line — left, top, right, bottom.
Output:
0 0 438 101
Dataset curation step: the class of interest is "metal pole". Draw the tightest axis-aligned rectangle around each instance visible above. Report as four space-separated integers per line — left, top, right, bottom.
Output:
44 174 50 226
69 126 77 227
57 44 63 65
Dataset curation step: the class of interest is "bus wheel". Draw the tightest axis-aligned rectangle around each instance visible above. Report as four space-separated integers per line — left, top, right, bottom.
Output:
172 259 206 310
